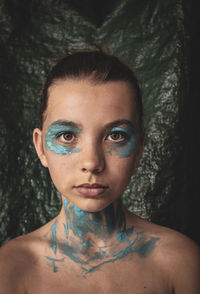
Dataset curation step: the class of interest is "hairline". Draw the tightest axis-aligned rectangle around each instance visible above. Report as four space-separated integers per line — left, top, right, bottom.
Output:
42 76 140 130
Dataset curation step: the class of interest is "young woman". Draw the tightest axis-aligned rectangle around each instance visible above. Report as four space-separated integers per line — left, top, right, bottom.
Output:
0 51 199 294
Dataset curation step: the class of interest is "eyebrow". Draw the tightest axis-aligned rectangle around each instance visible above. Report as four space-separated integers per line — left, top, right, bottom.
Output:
104 119 135 129
50 120 83 129
50 119 134 130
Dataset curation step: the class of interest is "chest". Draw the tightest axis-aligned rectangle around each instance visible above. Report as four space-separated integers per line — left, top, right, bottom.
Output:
25 256 171 294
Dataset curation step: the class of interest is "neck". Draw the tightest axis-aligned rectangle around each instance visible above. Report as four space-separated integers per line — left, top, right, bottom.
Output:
46 198 159 276
56 199 131 247
48 198 134 274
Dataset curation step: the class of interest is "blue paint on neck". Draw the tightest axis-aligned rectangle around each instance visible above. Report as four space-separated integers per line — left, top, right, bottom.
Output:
50 220 58 254
45 122 81 155
116 207 134 243
63 199 124 240
47 199 160 276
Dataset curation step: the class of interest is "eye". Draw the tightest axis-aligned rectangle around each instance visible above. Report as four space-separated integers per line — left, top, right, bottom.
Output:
57 132 76 143
106 131 128 142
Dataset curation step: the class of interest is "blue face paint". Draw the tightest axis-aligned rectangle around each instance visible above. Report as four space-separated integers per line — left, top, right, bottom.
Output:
45 122 82 155
108 125 139 158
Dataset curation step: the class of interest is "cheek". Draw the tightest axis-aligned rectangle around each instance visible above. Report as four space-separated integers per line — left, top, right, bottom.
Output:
107 137 139 158
107 155 135 187
45 153 75 186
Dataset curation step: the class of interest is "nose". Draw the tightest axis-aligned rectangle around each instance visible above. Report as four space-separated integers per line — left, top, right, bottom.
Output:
79 141 105 174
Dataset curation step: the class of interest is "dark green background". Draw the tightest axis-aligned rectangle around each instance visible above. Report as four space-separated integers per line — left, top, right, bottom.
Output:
0 0 199 246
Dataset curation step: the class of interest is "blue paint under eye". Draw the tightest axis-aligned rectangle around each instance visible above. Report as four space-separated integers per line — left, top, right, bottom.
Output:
45 123 82 155
109 126 139 158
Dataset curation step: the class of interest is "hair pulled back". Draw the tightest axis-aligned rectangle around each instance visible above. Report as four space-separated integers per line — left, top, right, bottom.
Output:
39 51 143 131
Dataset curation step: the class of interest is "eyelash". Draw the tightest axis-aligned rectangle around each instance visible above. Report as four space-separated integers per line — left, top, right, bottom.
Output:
106 131 128 143
56 132 76 143
55 131 129 144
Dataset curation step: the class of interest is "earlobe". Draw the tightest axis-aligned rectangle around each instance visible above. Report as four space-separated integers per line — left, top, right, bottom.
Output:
33 128 48 167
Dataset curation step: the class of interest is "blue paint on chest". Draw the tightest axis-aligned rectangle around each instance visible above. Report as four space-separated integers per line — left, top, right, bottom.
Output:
45 256 64 272
45 123 81 155
135 237 159 258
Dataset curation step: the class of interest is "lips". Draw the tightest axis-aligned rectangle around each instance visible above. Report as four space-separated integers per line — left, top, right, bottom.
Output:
75 183 108 197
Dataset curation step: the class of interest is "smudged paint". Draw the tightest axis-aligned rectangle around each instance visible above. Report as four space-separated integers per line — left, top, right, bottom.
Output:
59 242 88 265
116 209 134 244
47 200 160 276
63 222 69 239
84 234 159 274
45 122 81 155
50 220 58 254
64 200 123 241
116 226 134 243
64 199 92 239
45 256 64 272
108 125 139 158
135 237 159 258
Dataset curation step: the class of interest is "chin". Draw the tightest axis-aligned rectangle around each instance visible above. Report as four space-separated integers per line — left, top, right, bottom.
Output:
74 197 115 213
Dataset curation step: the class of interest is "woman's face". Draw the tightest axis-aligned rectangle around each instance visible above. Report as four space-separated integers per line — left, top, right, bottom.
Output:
33 79 143 212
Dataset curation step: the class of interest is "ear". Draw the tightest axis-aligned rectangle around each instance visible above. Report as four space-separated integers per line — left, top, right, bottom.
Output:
33 128 48 167
134 130 145 168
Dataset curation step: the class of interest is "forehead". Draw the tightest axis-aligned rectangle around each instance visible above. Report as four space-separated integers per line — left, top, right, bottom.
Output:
44 79 137 127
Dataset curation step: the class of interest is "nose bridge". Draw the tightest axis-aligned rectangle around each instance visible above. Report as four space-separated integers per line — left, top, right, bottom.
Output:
80 136 105 173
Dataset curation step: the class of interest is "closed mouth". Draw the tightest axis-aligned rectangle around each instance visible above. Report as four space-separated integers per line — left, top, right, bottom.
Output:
74 183 108 197
76 183 108 189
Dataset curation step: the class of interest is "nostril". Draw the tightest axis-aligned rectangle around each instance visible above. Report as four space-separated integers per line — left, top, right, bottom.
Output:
81 167 102 174
93 168 101 174
80 150 105 174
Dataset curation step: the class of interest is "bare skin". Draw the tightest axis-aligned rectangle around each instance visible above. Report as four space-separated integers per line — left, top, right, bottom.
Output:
0 209 199 294
0 80 199 294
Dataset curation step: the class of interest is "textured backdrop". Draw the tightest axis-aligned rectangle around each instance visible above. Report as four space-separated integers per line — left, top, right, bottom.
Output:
0 0 199 245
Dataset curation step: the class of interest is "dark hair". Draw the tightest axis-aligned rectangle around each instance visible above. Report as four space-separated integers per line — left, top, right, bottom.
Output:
39 51 143 131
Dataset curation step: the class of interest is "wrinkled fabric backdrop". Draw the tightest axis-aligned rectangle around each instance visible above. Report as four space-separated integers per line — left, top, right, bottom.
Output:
0 0 199 246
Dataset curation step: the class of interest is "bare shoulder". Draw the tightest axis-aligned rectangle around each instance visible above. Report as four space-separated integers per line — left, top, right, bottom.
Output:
133 214 200 293
157 226 200 294
0 235 35 293
131 213 200 256
0 221 53 294
151 222 200 267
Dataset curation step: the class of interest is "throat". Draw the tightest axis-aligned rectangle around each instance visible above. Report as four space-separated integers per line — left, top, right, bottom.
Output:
61 199 128 246
47 199 134 273
45 199 160 276
49 198 133 257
